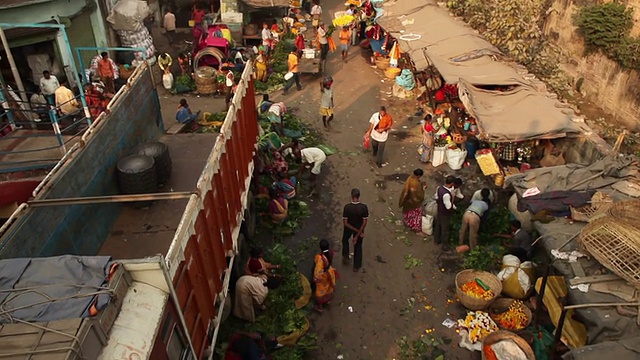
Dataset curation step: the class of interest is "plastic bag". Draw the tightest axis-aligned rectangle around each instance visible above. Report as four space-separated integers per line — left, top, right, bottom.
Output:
497 255 536 299
421 215 433 235
363 133 371 149
432 146 447 167
284 72 294 80
424 200 437 217
446 148 467 170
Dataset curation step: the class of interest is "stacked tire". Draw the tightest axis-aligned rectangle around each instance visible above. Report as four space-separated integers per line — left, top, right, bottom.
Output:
134 141 172 187
116 154 158 208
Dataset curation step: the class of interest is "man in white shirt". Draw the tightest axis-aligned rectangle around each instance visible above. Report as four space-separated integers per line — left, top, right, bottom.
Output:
298 147 326 195
434 176 457 247
366 106 393 168
163 8 176 44
311 1 322 28
261 23 272 54
317 23 329 61
39 70 60 105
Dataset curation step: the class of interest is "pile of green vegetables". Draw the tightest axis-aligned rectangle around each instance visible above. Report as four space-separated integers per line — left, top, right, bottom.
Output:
215 244 316 359
255 35 297 94
449 206 512 271
173 74 195 94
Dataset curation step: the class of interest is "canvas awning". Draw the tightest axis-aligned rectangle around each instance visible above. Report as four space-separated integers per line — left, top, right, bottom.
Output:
377 1 526 86
457 79 581 142
240 0 289 8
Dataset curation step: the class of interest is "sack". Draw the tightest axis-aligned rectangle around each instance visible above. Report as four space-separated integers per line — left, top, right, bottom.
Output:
432 146 447 167
446 148 467 170
424 200 438 217
162 72 174 90
421 215 433 235
284 72 294 80
363 133 371 149
497 255 536 299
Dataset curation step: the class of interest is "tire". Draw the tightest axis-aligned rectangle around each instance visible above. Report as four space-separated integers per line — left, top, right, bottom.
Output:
116 154 158 207
242 191 256 239
134 142 172 187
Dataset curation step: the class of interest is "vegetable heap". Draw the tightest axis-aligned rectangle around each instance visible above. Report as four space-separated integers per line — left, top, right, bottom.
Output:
492 300 529 330
457 311 498 343
460 279 495 300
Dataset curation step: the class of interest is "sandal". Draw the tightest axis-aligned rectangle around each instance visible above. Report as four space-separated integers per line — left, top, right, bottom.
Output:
313 304 324 313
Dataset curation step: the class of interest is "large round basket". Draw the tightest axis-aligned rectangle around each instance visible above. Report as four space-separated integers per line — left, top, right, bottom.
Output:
488 298 532 331
375 57 390 70
578 216 640 287
195 66 217 95
244 23 258 36
455 269 502 310
481 330 535 360
606 200 640 229
385 67 401 79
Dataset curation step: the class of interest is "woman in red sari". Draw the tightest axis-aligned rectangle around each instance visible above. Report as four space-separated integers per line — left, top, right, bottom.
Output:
398 169 427 235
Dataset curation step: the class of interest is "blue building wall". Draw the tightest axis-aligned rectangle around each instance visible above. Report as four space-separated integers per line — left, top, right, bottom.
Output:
0 68 163 258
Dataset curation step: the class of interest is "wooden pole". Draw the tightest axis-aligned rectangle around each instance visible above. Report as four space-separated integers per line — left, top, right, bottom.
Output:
27 191 195 207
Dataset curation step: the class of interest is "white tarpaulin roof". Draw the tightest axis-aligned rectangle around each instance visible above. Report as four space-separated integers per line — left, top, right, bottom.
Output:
377 1 527 85
458 79 581 142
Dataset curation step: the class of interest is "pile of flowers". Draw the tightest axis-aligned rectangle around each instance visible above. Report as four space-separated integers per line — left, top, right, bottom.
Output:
333 14 355 27
492 300 529 330
460 279 495 300
457 311 499 342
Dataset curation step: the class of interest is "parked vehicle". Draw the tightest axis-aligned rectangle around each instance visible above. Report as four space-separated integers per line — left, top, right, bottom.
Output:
0 60 260 359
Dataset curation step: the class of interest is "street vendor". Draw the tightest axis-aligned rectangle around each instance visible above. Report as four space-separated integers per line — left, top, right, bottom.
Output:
495 220 533 260
261 23 273 54
266 102 286 135
223 332 278 360
297 147 327 195
177 53 189 76
311 0 322 28
157 53 172 74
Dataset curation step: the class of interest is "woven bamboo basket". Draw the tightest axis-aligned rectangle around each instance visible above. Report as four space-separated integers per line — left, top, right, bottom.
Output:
570 191 613 223
606 200 640 228
489 298 532 331
195 66 217 95
375 57 390 70
385 67 401 79
578 216 640 287
455 269 502 310
481 330 535 360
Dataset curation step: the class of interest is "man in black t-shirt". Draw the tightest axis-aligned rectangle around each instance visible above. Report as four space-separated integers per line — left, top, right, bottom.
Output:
342 188 369 272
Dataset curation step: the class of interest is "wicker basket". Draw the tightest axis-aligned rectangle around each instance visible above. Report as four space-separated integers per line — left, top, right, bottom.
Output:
385 67 401 79
455 270 502 310
578 216 640 287
481 330 535 360
195 66 217 95
489 298 532 331
606 200 640 229
375 57 390 70
570 191 613 223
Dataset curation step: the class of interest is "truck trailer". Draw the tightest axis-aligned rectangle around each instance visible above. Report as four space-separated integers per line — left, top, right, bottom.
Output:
0 60 259 359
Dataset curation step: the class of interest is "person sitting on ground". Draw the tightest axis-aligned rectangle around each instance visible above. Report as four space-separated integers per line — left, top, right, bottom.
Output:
495 220 533 261
245 247 281 280
266 101 286 135
233 275 282 323
30 89 49 120
223 332 278 360
257 94 273 114
273 171 297 200
176 98 200 127
278 138 303 159
268 188 288 224
271 151 289 175
458 188 491 250
55 82 80 120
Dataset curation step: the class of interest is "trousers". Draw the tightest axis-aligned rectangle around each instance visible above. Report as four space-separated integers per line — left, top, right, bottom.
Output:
434 214 451 246
371 138 386 166
342 229 363 269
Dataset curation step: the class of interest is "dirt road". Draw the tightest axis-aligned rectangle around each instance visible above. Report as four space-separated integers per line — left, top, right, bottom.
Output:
271 1 481 359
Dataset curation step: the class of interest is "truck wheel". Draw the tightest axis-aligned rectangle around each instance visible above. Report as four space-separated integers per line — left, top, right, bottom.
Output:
242 191 256 239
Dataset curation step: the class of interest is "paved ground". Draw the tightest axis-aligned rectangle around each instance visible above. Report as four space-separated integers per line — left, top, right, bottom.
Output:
151 10 483 359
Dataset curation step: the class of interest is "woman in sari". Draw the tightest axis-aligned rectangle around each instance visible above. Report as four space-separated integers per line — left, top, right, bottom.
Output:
267 188 288 224
313 239 338 312
273 171 297 200
419 114 435 163
398 169 426 235
245 247 281 279
272 152 289 175
255 50 268 82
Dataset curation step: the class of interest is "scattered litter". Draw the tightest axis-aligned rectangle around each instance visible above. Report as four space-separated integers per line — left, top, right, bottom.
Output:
552 249 587 262
570 282 590 293
442 318 456 328
348 306 354 312
337 355 344 359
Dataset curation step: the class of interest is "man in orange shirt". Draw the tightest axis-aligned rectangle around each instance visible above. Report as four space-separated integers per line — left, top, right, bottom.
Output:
282 50 302 94
97 52 115 94
339 26 352 62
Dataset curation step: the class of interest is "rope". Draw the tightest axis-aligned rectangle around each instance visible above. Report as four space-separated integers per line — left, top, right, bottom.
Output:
399 33 422 41
0 317 84 358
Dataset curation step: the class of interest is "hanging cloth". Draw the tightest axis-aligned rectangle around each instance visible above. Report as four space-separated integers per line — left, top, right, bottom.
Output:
389 42 400 67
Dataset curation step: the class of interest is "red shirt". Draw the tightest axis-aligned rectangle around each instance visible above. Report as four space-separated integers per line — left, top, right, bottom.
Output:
193 9 205 24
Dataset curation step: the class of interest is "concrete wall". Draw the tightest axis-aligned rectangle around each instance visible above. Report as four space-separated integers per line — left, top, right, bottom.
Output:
543 0 640 130
0 67 163 258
